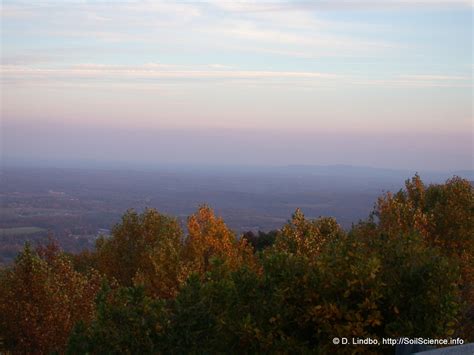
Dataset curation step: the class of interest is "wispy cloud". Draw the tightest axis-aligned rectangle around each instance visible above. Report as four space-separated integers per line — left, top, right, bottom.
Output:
2 63 471 89
1 63 339 82
1 0 397 61
209 0 472 12
1 0 471 170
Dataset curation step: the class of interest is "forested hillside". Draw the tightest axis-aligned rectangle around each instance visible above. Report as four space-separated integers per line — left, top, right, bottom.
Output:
0 175 472 354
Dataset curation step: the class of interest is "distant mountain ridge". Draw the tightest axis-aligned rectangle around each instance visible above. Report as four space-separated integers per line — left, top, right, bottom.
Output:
285 164 474 182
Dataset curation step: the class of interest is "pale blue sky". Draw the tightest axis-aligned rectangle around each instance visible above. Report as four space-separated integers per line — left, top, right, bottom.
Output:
1 0 473 170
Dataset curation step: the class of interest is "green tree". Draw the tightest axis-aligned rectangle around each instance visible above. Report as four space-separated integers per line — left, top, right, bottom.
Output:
375 175 473 339
67 284 167 354
96 208 184 290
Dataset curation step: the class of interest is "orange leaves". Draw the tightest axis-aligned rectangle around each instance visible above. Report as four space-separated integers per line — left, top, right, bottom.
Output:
0 242 101 354
2 175 471 352
94 206 256 299
186 205 236 271
184 205 256 275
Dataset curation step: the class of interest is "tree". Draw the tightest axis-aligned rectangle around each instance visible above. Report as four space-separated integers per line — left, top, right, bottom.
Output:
183 205 256 276
95 208 184 290
0 241 101 354
274 208 343 258
242 230 278 251
67 284 167 355
133 226 186 299
3 175 470 352
375 175 473 339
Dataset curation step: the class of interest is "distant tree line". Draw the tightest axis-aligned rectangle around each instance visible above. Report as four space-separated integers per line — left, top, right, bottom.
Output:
0 175 472 354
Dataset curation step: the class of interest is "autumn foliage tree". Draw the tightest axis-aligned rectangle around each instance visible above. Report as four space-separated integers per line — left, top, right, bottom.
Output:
374 175 473 339
94 206 255 299
0 241 101 354
1 175 472 353
183 205 256 275
274 208 344 258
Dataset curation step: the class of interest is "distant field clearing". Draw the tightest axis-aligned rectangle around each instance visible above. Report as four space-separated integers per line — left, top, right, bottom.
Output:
0 227 47 236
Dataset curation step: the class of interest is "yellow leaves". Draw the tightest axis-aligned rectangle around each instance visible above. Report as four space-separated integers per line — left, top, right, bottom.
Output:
128 206 259 299
3 176 469 352
134 237 184 299
374 175 474 339
184 205 256 276
275 210 341 259
95 209 185 297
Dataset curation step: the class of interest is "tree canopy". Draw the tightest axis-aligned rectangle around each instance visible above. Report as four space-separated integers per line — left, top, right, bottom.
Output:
0 175 472 354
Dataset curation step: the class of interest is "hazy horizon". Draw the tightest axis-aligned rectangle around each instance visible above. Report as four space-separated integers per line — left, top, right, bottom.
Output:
1 0 473 170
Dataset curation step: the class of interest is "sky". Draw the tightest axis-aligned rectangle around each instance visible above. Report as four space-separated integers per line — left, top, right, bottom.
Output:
1 0 473 171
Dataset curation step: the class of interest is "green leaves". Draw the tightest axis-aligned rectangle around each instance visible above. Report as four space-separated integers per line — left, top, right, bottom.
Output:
96 209 184 289
1 175 471 353
68 284 166 354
